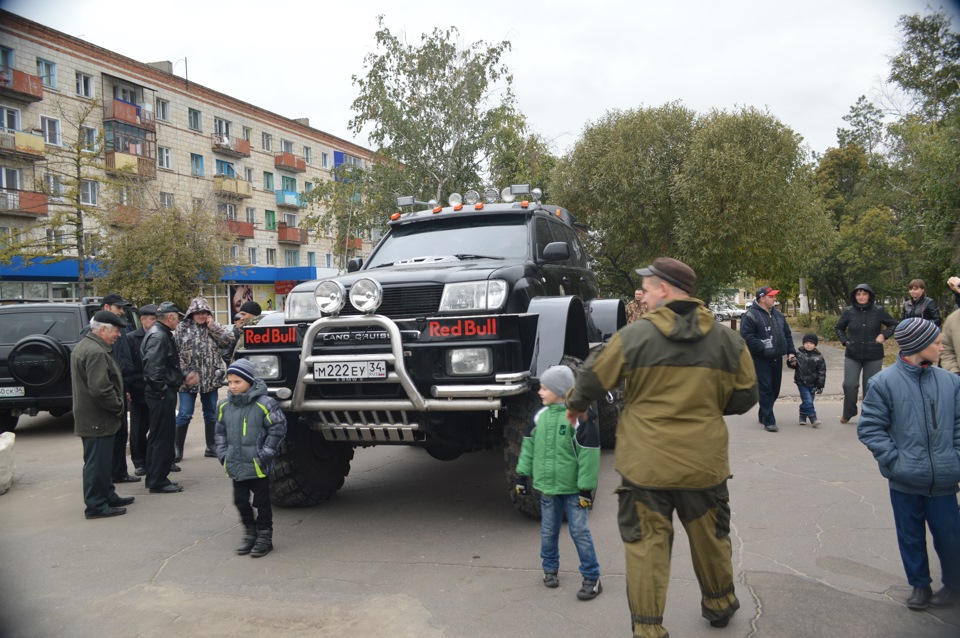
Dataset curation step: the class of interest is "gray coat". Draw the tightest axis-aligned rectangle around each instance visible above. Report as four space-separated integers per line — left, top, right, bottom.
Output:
215 379 287 481
71 333 124 438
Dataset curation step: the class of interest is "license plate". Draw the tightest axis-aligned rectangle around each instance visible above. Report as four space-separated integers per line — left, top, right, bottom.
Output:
314 360 387 380
0 386 25 397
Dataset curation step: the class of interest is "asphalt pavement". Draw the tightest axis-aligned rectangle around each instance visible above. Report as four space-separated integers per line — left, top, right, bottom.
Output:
1 339 958 637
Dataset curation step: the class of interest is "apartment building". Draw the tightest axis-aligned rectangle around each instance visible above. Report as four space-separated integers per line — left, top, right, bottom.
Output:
0 10 372 317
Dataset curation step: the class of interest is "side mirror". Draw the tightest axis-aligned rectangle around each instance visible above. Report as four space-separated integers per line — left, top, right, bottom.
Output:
347 257 363 273
541 241 570 262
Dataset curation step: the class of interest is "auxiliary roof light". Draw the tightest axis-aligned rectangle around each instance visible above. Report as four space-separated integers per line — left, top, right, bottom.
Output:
463 190 480 206
531 187 543 202
448 192 463 207
510 184 530 196
483 187 499 204
396 195 415 207
390 212 401 220
500 187 516 203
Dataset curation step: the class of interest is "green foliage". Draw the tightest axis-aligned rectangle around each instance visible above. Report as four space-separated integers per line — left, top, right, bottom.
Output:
837 96 885 155
888 11 960 123
816 313 839 341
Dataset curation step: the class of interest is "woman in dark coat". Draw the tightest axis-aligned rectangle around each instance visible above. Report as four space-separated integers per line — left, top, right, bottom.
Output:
834 284 897 423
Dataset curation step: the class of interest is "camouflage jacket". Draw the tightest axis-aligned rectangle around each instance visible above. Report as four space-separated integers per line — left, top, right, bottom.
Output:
175 297 236 393
626 299 646 324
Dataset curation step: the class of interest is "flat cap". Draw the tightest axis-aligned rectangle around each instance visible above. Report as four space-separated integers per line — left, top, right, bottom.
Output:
92 310 127 329
636 257 697 294
156 301 184 316
139 304 158 316
102 293 131 307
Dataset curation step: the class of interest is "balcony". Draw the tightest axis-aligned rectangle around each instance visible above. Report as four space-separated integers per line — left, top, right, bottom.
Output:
274 152 306 173
0 66 43 102
0 128 45 160
105 152 157 180
213 175 253 199
103 99 156 132
0 189 48 217
106 205 142 228
212 134 251 158
275 190 303 209
277 222 307 245
222 219 255 239
344 237 364 250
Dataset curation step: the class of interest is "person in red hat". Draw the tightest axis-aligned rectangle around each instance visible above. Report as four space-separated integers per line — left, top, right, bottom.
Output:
740 286 796 432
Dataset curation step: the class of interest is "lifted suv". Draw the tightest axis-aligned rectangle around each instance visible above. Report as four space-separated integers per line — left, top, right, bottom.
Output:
0 300 139 432
237 187 625 517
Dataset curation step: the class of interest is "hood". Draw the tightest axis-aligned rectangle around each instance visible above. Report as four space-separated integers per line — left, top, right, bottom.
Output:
289 261 526 292
645 298 714 343
184 297 213 320
227 378 268 406
849 283 875 307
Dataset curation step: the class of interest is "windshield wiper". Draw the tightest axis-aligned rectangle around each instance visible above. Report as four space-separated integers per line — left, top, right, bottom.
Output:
454 254 504 261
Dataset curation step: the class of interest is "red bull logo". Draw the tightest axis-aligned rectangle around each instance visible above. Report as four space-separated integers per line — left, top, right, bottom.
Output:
427 318 498 339
245 326 297 345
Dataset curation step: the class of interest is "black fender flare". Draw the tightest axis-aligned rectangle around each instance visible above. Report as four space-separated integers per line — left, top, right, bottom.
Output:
527 296 589 377
585 298 625 343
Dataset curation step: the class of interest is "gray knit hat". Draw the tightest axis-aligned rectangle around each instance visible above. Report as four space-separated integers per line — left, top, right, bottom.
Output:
539 365 576 398
894 318 940 356
227 358 257 385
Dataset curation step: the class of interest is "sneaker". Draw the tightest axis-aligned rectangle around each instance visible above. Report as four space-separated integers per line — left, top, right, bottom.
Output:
811 419 821 428
576 578 602 600
798 417 807 426
543 572 559 588
764 424 779 432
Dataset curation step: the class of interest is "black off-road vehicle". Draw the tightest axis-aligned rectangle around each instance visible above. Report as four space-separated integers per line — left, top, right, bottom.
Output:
237 186 624 517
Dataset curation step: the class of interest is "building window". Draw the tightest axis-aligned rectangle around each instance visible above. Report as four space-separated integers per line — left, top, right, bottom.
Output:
40 116 60 145
303 146 312 164
218 202 237 220
285 249 299 267
281 176 296 192
36 58 56 89
43 172 63 201
245 206 256 223
281 139 294 153
80 126 97 152
80 180 98 206
230 244 240 261
261 132 272 151
214 117 231 139
155 98 169 122
0 105 19 131
264 210 276 231
242 126 251 141
216 159 235 177
325 253 333 268
307 251 316 267
247 247 257 265
284 212 298 227
46 229 65 253
117 185 130 206
0 47 12 69
321 152 329 169
84 232 100 257
263 172 273 190
188 108 202 131
160 192 175 208
190 153 204 177
76 72 93 98
157 146 172 170
192 197 203 211
304 181 314 193
244 167 253 183
0 166 19 190
266 248 276 266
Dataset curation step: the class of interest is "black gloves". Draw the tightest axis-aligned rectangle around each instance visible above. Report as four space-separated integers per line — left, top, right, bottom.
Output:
515 476 530 496
815 387 823 395
578 490 594 509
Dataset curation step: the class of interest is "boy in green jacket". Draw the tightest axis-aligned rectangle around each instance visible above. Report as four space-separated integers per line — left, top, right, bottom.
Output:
515 365 602 600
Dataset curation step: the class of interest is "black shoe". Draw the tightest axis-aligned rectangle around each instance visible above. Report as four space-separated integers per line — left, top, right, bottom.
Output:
907 586 932 610
236 525 257 555
250 529 273 558
149 484 183 494
85 506 126 519
930 586 960 608
710 616 730 628
764 424 779 432
109 496 135 507
576 578 602 600
169 463 181 472
113 474 141 483
543 572 559 588
204 449 216 458
133 466 145 476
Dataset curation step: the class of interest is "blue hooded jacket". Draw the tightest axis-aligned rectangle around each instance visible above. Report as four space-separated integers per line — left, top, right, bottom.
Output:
215 379 287 481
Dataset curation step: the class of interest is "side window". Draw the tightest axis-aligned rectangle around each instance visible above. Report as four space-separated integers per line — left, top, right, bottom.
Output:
562 225 586 267
535 218 552 260
545 220 574 264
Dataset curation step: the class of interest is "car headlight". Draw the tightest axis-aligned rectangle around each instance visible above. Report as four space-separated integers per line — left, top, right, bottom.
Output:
439 280 507 312
315 280 346 315
447 348 491 375
286 291 321 321
244 355 280 379
349 278 383 313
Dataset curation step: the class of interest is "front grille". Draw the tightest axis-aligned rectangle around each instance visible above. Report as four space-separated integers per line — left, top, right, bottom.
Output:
340 284 443 318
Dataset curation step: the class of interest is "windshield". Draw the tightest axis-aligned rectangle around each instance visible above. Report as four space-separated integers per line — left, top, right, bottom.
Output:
366 215 529 269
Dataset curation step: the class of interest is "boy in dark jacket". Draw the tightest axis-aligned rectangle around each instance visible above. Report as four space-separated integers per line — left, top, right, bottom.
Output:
789 333 827 427
515 365 602 600
215 359 287 557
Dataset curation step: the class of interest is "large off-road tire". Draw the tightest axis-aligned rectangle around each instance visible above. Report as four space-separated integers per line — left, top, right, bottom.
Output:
0 410 18 434
270 413 354 507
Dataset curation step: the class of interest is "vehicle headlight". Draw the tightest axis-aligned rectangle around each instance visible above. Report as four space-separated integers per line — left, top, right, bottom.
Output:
439 280 507 312
286 291 321 321
244 355 280 379
315 280 346 315
447 348 491 375
349 278 383 313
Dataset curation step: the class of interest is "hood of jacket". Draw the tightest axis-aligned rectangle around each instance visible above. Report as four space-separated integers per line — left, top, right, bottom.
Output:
645 298 714 343
849 283 876 307
184 296 214 321
226 378 268 406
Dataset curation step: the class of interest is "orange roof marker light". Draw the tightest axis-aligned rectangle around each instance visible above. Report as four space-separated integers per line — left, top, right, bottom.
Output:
390 212 401 220
448 192 464 211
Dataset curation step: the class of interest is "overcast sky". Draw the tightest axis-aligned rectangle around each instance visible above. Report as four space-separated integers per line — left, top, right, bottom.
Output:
5 0 954 158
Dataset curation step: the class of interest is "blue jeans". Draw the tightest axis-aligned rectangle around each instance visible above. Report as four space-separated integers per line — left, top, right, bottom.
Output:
797 384 817 421
176 390 218 428
540 494 600 580
890 488 960 589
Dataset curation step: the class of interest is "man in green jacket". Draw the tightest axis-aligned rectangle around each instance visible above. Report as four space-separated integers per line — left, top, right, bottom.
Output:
567 257 758 638
72 311 136 519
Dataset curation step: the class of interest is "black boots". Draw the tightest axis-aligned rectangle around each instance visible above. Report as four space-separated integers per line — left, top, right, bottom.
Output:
235 524 257 555
203 421 217 458
174 425 188 463
907 586 932 610
250 529 273 558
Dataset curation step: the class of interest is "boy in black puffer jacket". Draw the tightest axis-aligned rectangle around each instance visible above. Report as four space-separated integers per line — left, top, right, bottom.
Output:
789 333 827 427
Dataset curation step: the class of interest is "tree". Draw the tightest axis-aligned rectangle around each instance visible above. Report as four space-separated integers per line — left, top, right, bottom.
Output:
487 112 557 197
836 96 886 155
888 11 960 123
348 16 519 204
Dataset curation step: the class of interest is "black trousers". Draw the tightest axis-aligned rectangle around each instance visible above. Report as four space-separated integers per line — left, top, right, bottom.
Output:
232 477 272 530
752 356 783 426
129 399 150 468
145 393 177 489
82 436 117 516
110 400 130 480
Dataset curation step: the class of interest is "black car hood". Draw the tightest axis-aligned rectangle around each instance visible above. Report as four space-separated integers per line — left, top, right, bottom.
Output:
290 260 525 292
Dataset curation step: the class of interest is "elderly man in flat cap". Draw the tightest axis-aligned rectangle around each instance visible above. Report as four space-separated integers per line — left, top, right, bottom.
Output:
740 285 797 432
72 311 136 519
565 257 758 638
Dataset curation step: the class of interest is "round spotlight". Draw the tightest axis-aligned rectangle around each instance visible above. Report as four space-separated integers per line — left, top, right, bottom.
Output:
427 199 438 208
349 278 383 313
448 192 463 207
531 187 543 202
463 190 480 206
315 280 346 315
500 187 516 203
483 187 499 204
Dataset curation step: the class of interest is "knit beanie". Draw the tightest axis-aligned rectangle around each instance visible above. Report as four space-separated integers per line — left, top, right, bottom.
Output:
802 333 818 346
239 301 262 316
539 365 576 398
227 359 257 385
894 318 940 356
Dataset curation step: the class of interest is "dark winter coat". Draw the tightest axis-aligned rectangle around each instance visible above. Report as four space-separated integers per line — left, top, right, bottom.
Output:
901 296 942 327
834 284 897 362
858 356 960 497
740 303 796 360
125 326 148 402
793 347 827 389
141 322 184 400
215 379 287 481
71 332 124 438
